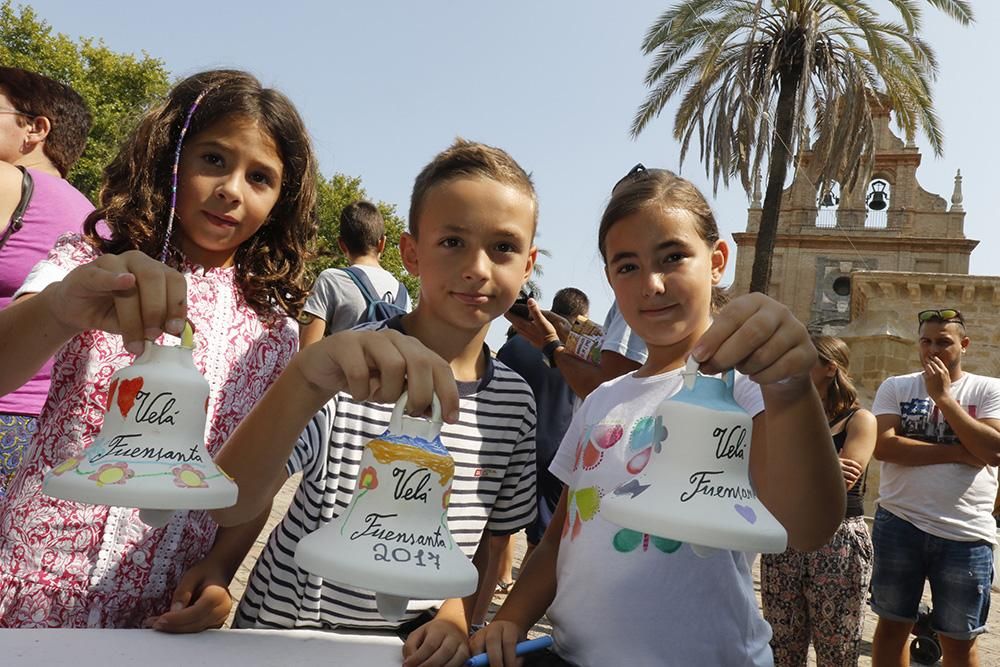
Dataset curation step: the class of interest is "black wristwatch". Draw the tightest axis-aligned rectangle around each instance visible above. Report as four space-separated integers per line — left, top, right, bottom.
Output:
542 339 564 368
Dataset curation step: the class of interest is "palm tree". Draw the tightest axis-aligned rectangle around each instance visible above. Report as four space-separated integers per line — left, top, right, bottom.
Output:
631 0 973 294
525 246 552 300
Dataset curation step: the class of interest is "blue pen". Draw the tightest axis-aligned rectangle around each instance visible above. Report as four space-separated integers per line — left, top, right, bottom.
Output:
465 635 554 667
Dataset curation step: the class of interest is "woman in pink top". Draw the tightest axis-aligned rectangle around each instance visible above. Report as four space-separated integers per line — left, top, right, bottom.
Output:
0 69 317 628
0 67 94 496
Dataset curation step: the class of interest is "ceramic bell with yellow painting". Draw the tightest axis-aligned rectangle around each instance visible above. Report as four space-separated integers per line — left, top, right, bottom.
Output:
43 323 238 528
295 393 478 621
602 358 787 554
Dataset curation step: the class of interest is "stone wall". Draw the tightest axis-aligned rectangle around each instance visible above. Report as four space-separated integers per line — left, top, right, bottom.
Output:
732 215 975 329
846 270 1000 383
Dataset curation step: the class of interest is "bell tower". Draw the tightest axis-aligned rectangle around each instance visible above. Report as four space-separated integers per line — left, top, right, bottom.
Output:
730 105 976 333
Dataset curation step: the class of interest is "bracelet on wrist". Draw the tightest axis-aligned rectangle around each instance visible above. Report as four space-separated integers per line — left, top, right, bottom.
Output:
542 339 564 368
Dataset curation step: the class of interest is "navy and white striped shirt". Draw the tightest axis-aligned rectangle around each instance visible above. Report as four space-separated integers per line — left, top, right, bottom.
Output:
234 318 537 630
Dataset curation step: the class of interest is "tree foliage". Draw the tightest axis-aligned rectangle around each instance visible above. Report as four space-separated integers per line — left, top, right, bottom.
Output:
632 0 973 294
0 0 170 199
313 173 419 299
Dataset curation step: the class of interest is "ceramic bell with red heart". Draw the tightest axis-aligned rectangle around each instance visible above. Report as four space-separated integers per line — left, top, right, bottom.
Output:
295 393 478 620
602 357 787 554
43 323 238 528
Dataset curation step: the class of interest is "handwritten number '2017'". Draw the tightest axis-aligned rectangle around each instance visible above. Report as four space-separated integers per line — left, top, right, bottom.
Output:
372 543 441 570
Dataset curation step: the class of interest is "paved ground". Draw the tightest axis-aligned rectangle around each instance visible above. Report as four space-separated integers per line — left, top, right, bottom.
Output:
231 475 1000 665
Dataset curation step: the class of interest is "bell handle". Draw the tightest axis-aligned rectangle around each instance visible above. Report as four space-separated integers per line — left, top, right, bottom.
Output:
388 390 443 441
131 319 196 357
682 356 736 395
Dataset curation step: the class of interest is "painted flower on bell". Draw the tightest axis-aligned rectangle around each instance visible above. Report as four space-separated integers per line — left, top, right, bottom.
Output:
359 466 379 490
52 457 81 476
172 464 209 489
338 464 380 534
88 462 134 487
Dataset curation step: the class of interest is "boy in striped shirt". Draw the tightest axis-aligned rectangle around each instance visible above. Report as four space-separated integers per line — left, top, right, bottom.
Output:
157 140 540 667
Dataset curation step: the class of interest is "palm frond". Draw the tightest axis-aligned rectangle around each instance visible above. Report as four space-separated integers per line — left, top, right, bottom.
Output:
920 0 974 25
631 0 971 294
634 0 964 192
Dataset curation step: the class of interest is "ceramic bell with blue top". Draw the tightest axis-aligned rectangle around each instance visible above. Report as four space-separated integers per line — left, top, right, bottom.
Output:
602 357 787 554
295 393 478 620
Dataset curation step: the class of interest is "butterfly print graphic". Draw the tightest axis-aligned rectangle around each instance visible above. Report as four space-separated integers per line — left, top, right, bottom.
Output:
572 423 624 472
612 528 682 554
563 485 601 540
625 415 668 474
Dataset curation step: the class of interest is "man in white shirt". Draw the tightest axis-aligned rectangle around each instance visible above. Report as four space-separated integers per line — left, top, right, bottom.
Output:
870 308 1000 667
299 201 408 346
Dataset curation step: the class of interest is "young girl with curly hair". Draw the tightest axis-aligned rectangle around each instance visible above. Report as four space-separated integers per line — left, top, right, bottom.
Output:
0 68 317 628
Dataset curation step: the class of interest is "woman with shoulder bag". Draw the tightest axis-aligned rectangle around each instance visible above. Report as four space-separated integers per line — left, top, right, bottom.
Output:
0 67 94 496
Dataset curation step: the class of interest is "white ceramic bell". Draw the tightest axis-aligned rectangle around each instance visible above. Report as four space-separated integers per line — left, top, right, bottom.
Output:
602 358 787 554
43 324 238 528
295 394 478 621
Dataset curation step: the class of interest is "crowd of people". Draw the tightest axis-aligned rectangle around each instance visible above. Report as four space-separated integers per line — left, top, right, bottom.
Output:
0 65 997 667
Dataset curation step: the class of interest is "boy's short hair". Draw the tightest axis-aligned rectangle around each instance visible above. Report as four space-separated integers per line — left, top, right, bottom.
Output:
408 138 538 237
339 201 386 256
0 67 92 177
552 287 589 320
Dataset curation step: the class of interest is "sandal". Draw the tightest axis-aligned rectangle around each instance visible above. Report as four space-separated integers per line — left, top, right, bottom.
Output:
495 580 515 595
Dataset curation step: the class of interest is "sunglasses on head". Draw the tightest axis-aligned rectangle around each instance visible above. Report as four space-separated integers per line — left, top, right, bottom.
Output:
612 163 648 192
918 309 964 324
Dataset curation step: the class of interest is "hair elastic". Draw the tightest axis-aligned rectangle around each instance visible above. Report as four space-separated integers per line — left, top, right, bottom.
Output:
160 88 212 263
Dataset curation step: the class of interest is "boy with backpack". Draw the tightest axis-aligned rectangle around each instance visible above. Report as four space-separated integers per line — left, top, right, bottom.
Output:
299 200 410 345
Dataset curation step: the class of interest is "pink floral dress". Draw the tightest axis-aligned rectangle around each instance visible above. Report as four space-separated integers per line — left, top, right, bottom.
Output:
0 236 298 627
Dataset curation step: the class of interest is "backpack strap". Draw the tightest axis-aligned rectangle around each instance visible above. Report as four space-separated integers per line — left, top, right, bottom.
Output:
391 282 409 310
0 166 34 253
341 266 380 307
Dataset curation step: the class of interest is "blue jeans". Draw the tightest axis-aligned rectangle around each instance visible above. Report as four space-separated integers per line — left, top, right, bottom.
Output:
871 507 993 640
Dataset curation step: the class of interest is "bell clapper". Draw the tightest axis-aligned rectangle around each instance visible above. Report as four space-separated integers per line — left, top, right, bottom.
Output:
139 509 174 528
375 593 410 622
689 543 719 559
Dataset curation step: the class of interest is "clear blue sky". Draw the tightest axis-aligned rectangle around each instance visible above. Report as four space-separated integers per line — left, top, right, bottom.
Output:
23 0 1000 350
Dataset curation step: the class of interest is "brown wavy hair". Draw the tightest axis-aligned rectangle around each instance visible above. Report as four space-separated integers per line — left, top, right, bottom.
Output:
812 335 859 420
82 69 318 320
599 167 727 313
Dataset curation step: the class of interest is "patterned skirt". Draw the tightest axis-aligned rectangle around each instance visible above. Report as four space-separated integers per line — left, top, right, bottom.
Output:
0 414 37 498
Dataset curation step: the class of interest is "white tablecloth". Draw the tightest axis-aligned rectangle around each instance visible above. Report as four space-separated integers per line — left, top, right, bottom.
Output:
1 628 405 666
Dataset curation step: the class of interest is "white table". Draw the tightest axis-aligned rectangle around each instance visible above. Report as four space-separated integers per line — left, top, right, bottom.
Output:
2 628 405 666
